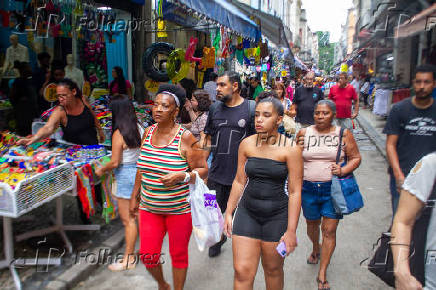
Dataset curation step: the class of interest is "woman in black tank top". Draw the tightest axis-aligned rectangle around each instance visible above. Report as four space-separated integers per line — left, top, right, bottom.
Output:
61 103 98 145
18 78 102 146
17 79 103 225
223 95 303 290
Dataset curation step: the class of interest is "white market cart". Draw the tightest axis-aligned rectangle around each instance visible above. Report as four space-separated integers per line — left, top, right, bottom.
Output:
0 162 100 290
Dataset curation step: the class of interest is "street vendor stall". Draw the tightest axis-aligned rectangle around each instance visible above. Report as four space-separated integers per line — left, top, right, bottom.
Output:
0 131 113 290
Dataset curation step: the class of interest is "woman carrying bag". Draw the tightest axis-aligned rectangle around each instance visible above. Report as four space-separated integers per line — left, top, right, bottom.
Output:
129 84 207 290
296 100 361 290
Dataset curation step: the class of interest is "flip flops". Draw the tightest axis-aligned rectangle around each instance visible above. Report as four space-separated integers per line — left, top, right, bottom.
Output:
316 277 330 290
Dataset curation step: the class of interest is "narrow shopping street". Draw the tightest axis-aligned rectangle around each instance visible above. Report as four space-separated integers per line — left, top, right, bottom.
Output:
73 128 390 290
1 0 435 289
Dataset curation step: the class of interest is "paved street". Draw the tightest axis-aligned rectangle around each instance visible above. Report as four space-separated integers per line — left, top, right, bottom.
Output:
74 129 391 290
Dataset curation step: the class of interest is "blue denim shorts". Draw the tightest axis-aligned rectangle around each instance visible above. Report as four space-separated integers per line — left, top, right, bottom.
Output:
113 163 137 199
301 180 343 220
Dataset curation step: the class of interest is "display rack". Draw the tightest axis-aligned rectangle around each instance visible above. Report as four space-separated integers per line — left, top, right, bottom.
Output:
0 162 100 290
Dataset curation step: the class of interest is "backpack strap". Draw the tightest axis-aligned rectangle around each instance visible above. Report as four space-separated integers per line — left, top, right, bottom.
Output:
248 99 256 133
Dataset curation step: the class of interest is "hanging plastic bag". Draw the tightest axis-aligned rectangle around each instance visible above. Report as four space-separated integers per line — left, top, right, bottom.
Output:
188 172 224 251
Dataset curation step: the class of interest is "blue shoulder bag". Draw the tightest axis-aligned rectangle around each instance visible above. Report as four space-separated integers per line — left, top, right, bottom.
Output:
330 128 364 214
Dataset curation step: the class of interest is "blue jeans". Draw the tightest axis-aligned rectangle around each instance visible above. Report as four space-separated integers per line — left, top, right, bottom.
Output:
389 173 400 215
301 180 343 220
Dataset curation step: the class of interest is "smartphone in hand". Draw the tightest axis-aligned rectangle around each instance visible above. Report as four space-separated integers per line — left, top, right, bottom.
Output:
276 241 287 258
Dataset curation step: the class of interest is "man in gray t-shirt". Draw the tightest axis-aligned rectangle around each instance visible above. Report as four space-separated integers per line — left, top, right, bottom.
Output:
392 152 436 289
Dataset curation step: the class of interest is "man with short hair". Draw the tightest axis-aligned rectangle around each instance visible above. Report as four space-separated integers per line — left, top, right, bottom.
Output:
204 71 256 257
292 71 324 127
383 64 436 214
250 76 263 100
328 72 359 130
204 72 218 102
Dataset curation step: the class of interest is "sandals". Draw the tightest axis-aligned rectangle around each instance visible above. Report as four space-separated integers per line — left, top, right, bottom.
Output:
307 252 320 264
316 277 330 290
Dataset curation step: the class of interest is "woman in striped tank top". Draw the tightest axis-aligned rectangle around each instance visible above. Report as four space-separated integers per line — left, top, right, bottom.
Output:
130 84 207 290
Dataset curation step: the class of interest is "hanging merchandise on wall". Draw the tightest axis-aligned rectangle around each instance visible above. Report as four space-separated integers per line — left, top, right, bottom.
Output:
199 47 215 70
156 0 168 38
143 42 174 82
197 71 204 88
167 49 190 82
79 32 108 89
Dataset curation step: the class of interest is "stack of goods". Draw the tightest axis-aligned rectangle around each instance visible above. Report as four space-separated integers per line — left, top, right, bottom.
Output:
0 131 19 156
0 132 69 189
65 145 107 168
135 106 154 128
41 107 57 121
0 100 12 110
0 131 115 221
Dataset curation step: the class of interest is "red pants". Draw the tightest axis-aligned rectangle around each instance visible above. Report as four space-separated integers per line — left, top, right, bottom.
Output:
139 210 192 269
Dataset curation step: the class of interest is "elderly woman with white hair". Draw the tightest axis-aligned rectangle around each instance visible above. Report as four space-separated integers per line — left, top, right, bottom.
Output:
296 100 362 290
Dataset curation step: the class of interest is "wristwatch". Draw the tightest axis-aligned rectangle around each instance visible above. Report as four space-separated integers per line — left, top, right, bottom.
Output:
183 172 191 183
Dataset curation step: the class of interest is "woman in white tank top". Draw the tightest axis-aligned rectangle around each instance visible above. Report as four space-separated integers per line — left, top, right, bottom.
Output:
95 94 144 271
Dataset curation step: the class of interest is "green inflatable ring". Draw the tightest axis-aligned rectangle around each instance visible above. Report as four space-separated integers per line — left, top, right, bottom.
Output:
167 49 189 83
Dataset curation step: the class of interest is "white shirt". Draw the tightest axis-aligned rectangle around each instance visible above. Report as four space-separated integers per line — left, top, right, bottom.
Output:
65 66 85 90
350 79 360 95
203 81 217 102
3 43 29 70
403 152 436 290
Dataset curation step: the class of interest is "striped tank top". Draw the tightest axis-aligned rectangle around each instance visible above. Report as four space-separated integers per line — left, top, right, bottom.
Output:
136 124 190 214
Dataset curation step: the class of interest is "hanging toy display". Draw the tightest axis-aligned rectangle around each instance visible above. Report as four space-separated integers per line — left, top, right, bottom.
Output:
156 0 167 38
221 38 231 58
80 38 108 89
199 47 215 70
142 42 175 82
212 29 221 56
167 49 190 83
185 37 202 65
340 63 348 72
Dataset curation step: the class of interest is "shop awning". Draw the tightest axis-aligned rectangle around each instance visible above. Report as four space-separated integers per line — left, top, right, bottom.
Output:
294 55 308 71
166 0 259 40
230 0 292 50
395 3 436 38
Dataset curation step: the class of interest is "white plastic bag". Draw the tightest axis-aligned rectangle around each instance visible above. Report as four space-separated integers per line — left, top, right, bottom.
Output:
188 172 224 251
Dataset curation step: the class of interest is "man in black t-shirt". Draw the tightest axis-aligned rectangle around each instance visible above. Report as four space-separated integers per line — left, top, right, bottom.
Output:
383 64 436 215
293 71 324 127
204 71 256 257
